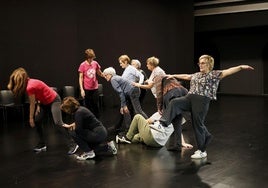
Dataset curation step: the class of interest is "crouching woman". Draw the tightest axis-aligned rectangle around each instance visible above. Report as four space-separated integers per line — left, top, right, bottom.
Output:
60 97 117 160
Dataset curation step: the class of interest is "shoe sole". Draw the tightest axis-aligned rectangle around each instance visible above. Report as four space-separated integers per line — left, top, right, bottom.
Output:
191 153 207 159
108 141 118 155
68 145 79 155
191 155 207 159
76 154 96 160
34 147 47 152
116 135 131 144
115 135 119 144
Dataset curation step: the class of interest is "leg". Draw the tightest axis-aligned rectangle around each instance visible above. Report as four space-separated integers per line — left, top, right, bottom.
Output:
33 104 48 152
190 94 211 152
162 89 186 151
132 133 142 143
34 105 46 145
91 89 100 119
139 88 147 104
126 114 159 147
160 96 191 126
50 96 64 126
123 111 132 131
126 114 146 141
74 126 107 153
51 95 77 153
70 131 92 152
130 87 148 119
181 133 193 149
165 115 183 151
84 89 100 118
137 119 160 147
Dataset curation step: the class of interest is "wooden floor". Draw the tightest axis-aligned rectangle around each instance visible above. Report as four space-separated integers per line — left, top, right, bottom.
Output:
1 95 268 188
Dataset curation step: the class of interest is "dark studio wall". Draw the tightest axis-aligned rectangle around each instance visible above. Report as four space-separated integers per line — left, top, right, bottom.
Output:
0 0 194 106
195 9 268 95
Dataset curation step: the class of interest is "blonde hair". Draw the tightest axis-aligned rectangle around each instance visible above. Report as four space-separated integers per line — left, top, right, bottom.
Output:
61 96 80 114
85 48 96 59
7 67 29 97
103 67 116 76
199 54 214 71
146 56 159 67
118 55 130 64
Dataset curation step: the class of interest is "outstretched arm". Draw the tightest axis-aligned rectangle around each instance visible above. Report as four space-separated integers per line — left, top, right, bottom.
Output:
133 81 154 89
97 69 104 77
220 65 254 79
166 74 192 80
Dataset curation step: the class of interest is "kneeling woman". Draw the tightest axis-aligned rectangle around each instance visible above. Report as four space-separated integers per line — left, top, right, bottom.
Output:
61 97 117 160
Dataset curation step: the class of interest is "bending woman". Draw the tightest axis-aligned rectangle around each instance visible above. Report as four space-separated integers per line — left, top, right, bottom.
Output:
7 67 76 154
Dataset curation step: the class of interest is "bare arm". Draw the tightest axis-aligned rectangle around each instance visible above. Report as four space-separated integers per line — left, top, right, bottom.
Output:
220 65 254 79
79 72 85 98
133 81 154 89
97 69 104 78
28 95 36 127
62 122 76 130
167 74 192 80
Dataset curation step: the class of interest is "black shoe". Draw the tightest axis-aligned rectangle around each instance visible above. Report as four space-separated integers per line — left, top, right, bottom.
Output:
68 144 79 155
33 143 47 152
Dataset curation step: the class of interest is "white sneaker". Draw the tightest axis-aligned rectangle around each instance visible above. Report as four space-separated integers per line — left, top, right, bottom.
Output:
68 144 79 155
149 121 165 133
76 150 95 160
108 141 117 155
181 117 186 125
116 135 131 144
191 150 207 159
33 143 47 152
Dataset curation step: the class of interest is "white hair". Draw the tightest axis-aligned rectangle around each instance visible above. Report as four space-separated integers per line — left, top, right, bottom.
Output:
131 59 141 68
103 67 116 76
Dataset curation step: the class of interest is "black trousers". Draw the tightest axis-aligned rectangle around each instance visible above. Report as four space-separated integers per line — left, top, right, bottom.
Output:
162 88 185 150
160 94 211 152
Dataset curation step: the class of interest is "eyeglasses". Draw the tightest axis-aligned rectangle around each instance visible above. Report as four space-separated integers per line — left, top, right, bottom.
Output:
197 62 207 66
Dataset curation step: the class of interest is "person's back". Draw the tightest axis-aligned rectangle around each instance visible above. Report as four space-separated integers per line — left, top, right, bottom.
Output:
27 79 57 105
75 106 102 131
111 75 134 97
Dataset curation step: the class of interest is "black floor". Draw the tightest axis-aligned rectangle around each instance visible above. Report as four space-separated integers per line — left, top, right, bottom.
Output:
1 95 268 188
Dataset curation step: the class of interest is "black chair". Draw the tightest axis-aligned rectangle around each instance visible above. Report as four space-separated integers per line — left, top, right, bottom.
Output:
50 87 58 93
0 90 24 126
61 86 76 123
62 86 75 98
